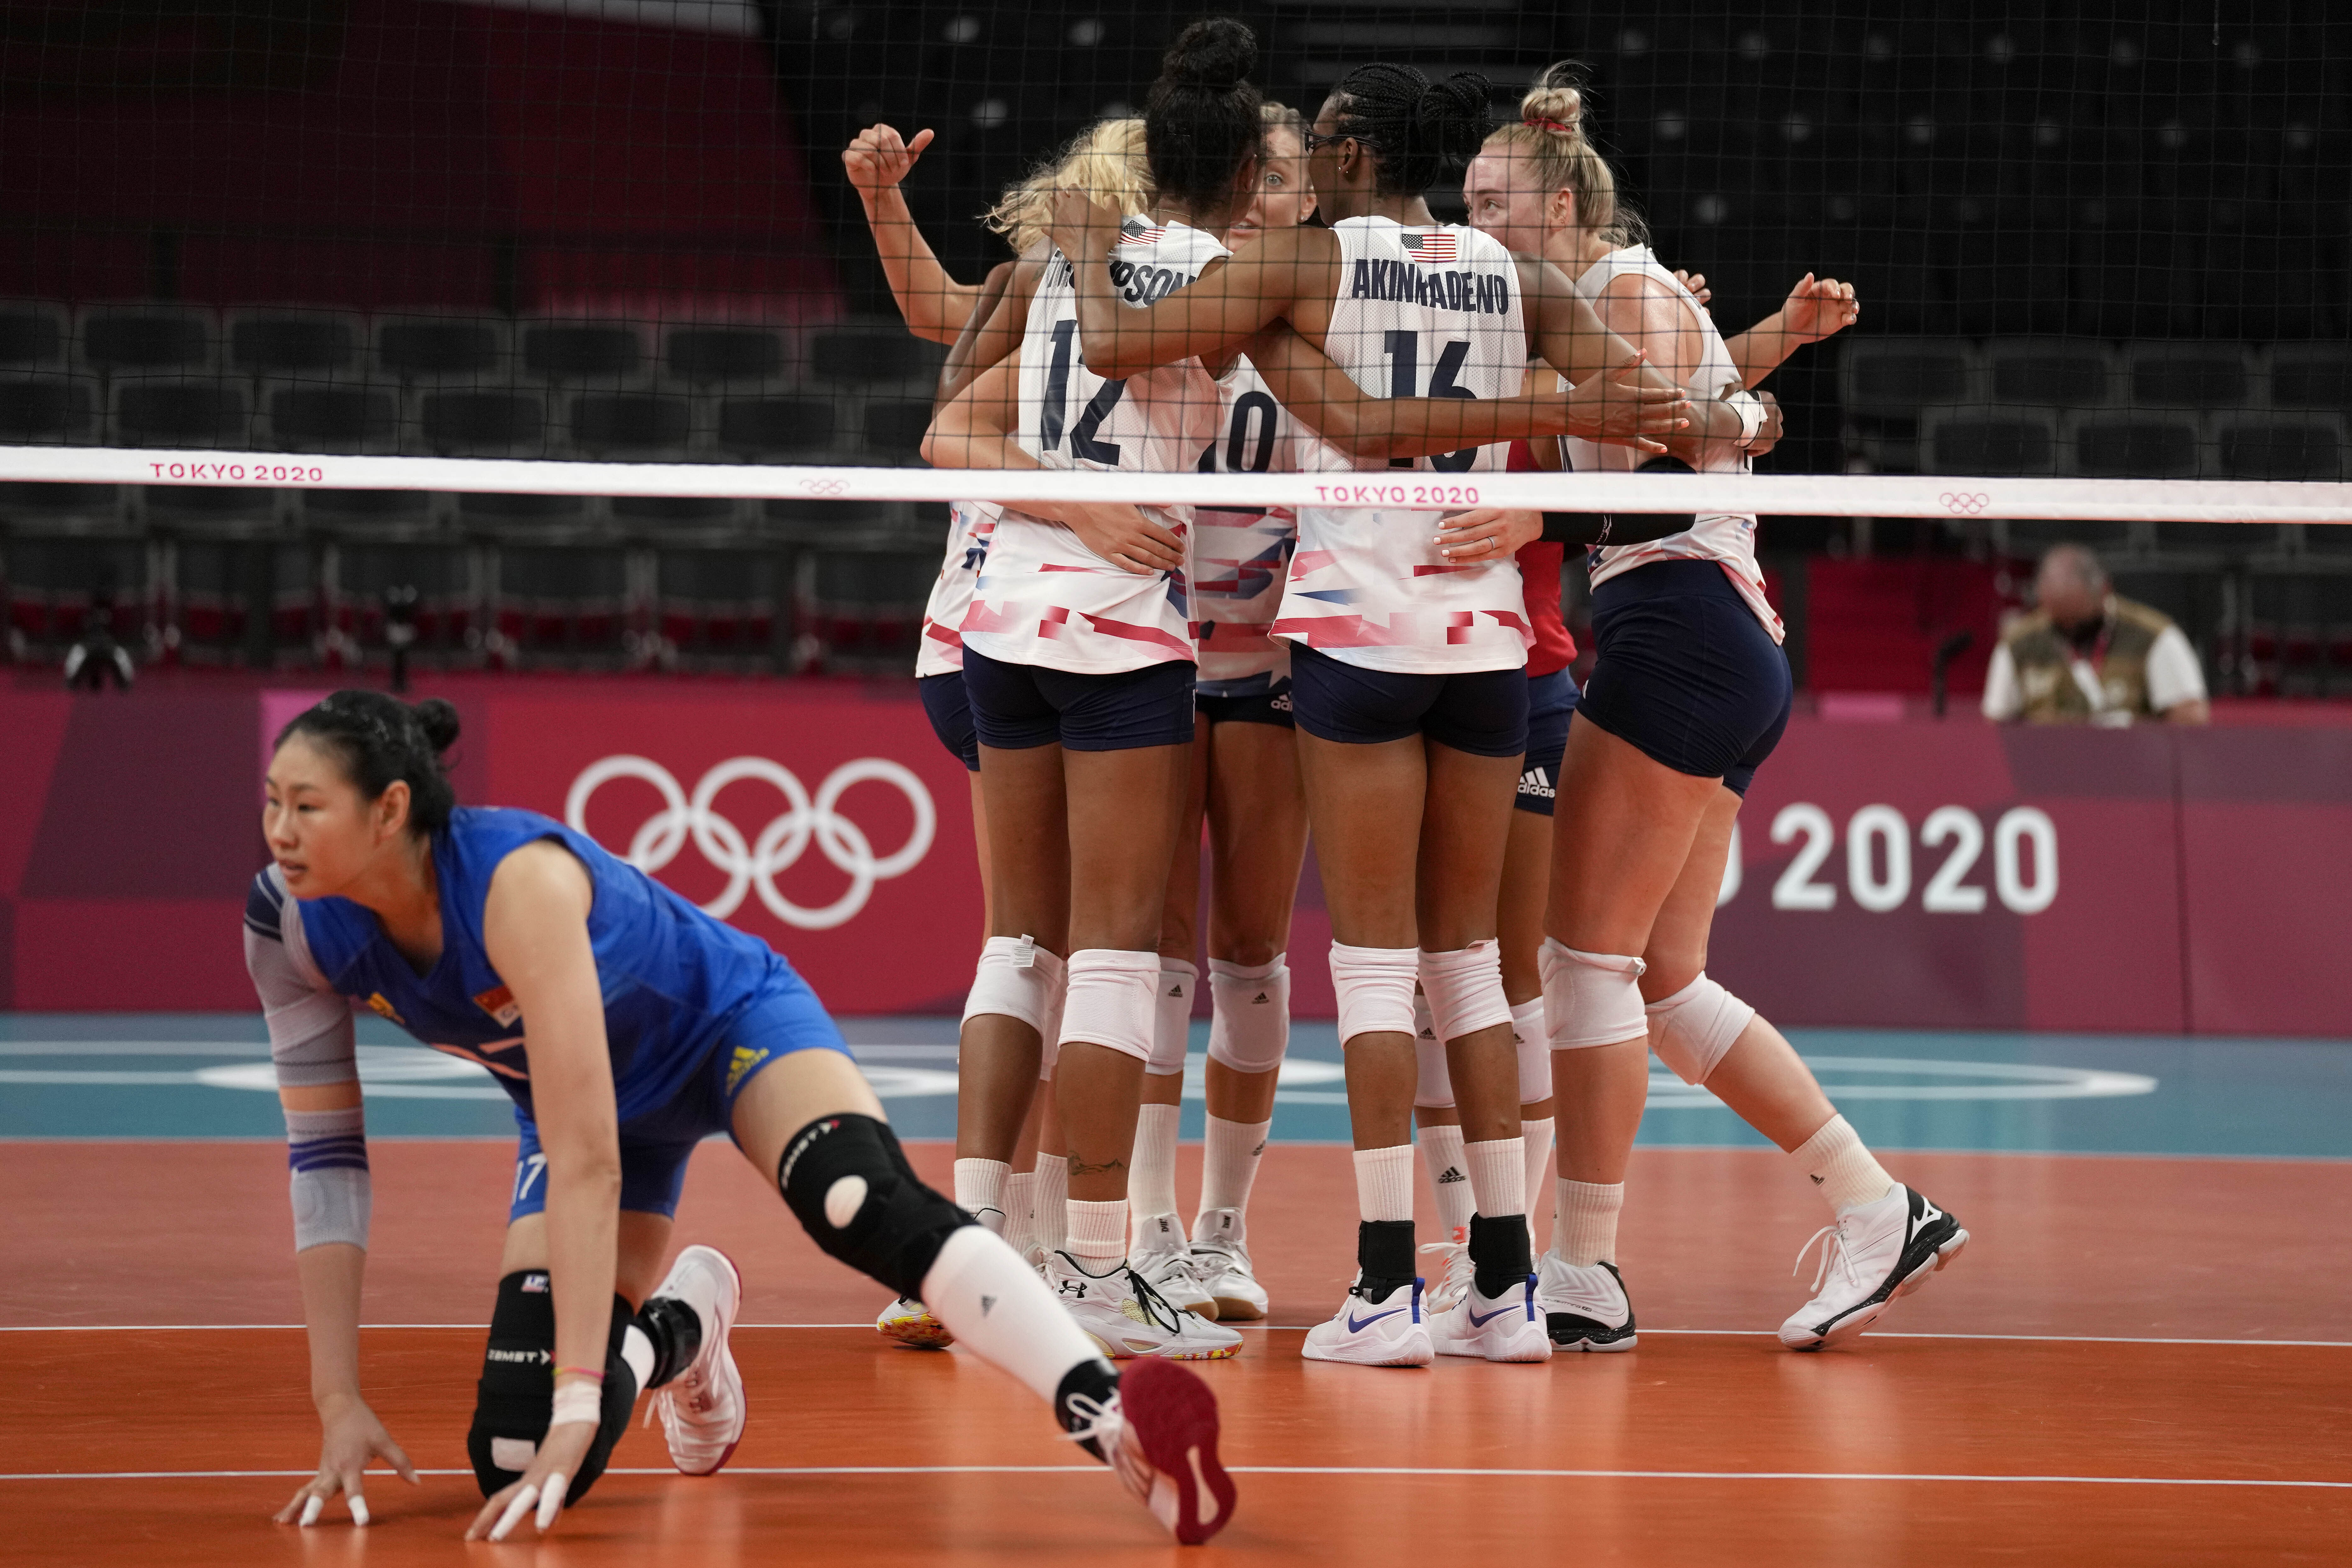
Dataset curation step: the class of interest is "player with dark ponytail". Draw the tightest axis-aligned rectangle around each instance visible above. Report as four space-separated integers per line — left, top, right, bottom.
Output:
250 690 1235 1544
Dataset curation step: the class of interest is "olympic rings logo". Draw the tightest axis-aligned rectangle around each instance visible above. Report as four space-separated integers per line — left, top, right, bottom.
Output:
565 755 936 931
800 477 850 497
1940 491 1990 516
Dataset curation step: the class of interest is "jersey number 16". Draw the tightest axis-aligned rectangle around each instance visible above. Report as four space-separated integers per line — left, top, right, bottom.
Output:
1384 329 1479 474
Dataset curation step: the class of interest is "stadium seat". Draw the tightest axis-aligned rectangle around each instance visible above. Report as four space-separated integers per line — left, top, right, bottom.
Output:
169 535 315 667
227 312 363 377
609 495 752 540
2216 416 2345 482
2125 343 2254 411
492 544 634 666
420 390 547 455
790 544 936 672
375 317 509 381
653 546 787 668
1839 337 1978 421
2067 412 2203 478
111 381 251 448
569 392 693 457
0 532 151 663
330 537 477 664
261 384 400 453
716 396 838 457
79 308 214 374
663 326 789 385
0 377 96 443
0 304 68 369
1921 408 2060 476
1983 338 2117 410
519 321 647 380
2267 344 2352 415
299 488 440 540
808 325 943 385
139 484 281 537
456 490 598 535
863 397 936 459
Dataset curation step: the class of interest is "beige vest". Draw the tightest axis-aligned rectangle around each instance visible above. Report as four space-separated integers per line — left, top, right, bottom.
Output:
2002 596 2174 722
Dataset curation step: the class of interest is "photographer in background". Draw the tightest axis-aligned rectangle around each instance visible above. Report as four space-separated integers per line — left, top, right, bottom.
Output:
1983 544 2209 727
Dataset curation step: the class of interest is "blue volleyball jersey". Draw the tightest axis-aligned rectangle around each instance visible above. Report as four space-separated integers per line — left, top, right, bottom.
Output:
262 805 798 1123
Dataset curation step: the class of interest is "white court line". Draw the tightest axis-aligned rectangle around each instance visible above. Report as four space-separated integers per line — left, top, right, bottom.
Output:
5 1323 2349 1347
1 1466 2345 1490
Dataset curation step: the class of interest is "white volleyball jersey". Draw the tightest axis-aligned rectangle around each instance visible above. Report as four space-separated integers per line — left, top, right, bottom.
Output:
1276 218 1531 674
1191 357 1301 696
1566 244 1783 644
961 217 1228 673
914 499 999 677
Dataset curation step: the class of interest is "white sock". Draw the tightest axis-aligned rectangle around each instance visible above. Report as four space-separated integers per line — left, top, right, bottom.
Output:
1197 1114 1270 1222
1352 1144 1414 1223
1463 1136 1526 1221
953 1156 1010 1232
1520 1116 1555 1238
1553 1178 1624 1267
1002 1171 1038 1260
1130 1100 1180 1225
620 1323 656 1392
1066 1196 1127 1270
920 1226 1108 1406
1417 1122 1474 1236
1033 1154 1069 1253
1793 1114 1897 1213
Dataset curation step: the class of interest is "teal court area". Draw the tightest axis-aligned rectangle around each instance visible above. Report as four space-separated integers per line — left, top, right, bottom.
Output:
3 1012 2343 1160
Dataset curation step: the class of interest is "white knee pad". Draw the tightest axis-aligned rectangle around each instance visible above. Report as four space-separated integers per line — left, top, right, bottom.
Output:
1328 943 1419 1047
1510 996 1551 1104
1059 949 1160 1063
1040 962 1066 1080
1647 971 1756 1086
1539 938 1649 1049
1418 940 1513 1046
962 935 1065 1035
1147 960 1196 1076
1413 993 1453 1109
1204 955 1289 1074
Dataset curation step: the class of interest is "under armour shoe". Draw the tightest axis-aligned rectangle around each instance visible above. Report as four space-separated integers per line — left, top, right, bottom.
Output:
646 1245 746 1475
1430 1272 1552 1363
1300 1275 1434 1368
1417 1224 1477 1316
1536 1251 1638 1352
1188 1208 1268 1322
1062 1359 1237 1544
1779 1184 1970 1351
1046 1251 1243 1361
875 1294 953 1350
1133 1212 1220 1320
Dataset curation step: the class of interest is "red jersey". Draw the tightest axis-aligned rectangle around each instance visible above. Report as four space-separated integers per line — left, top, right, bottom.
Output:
1509 440 1578 677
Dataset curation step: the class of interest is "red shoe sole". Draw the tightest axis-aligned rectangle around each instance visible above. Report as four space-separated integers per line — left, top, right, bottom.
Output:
1118 1359 1237 1546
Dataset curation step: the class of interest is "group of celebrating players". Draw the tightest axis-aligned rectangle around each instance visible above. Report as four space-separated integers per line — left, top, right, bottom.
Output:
247 19 1966 1550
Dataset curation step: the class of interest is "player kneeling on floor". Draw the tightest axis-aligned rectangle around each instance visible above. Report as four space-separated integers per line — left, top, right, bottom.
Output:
250 690 1235 1545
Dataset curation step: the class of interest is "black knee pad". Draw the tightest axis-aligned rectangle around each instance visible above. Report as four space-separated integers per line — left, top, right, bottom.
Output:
466 1270 639 1501
778 1113 974 1300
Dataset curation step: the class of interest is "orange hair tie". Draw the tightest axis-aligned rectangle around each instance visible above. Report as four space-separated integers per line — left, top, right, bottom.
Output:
1524 117 1576 134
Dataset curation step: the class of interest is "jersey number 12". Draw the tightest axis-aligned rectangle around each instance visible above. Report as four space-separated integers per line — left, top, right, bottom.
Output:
1043 319 1126 464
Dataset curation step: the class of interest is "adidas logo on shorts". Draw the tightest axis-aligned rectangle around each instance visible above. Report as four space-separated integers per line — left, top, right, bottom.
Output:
1517 768 1556 799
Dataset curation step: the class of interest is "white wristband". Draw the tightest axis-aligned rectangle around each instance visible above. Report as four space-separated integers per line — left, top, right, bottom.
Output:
1726 389 1765 449
550 1380 602 1428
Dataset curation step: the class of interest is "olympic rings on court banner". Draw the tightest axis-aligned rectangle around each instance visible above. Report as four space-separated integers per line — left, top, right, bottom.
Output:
564 755 936 931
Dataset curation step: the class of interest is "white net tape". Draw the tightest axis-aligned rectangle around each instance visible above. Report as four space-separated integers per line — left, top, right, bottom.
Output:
6 445 2350 525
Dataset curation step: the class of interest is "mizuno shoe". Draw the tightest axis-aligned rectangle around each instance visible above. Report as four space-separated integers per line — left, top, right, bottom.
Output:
1063 1359 1237 1545
1418 1224 1476 1316
1187 1207 1269 1322
1431 1272 1552 1363
646 1245 746 1475
1133 1212 1220 1320
875 1294 953 1350
1300 1274 1434 1368
1046 1251 1243 1361
1535 1251 1638 1352
1779 1184 1970 1351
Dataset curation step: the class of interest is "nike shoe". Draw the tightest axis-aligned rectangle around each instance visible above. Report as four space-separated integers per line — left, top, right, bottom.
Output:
1188 1207 1268 1322
646 1245 746 1475
1300 1275 1434 1368
1046 1251 1243 1361
1535 1251 1638 1352
1779 1184 1970 1351
1417 1224 1476 1316
1133 1212 1220 1320
875 1295 953 1350
1430 1272 1552 1363
1062 1359 1237 1544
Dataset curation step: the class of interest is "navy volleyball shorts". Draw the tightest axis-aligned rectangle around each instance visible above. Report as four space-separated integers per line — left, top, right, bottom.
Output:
1196 675 1296 729
918 671 980 771
1515 668 1582 817
961 646 1197 752
1574 559 1793 796
1289 642 1530 758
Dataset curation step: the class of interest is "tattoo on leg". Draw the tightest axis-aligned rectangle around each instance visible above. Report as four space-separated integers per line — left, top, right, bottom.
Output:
1067 1157 1127 1179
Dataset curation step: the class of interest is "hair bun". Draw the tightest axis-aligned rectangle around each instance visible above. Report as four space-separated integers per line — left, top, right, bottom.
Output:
1161 16 1256 90
1520 63 1587 137
412 697 461 755
1411 71 1493 156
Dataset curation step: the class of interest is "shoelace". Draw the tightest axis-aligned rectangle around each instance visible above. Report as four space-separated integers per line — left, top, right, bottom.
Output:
1418 1241 1474 1310
1061 1391 1151 1494
1791 1219 1859 1294
1122 1265 1196 1334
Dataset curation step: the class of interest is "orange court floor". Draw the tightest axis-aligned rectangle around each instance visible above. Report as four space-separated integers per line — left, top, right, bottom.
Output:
4 1139 2348 1566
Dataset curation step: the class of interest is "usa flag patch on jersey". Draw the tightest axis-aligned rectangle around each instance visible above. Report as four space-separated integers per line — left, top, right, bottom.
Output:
1118 215 1168 246
474 984 522 1027
1401 231 1459 264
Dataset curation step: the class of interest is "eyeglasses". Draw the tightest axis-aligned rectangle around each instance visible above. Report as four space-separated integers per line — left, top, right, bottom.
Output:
1301 130 1351 153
